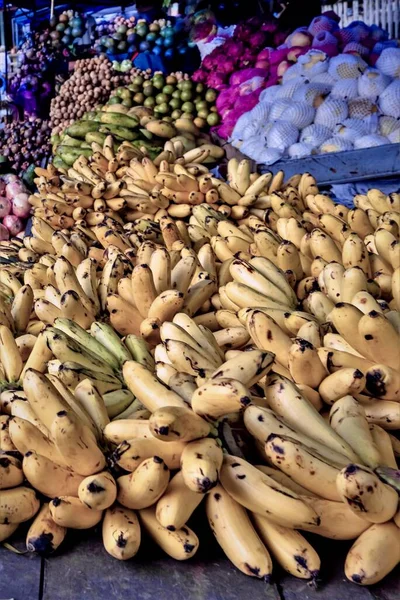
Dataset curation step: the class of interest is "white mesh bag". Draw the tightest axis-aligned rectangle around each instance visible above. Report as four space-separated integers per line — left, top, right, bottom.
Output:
328 54 367 79
266 121 299 151
354 134 389 149
300 123 332 145
315 98 349 129
358 68 391 100
288 142 315 158
320 136 354 153
379 80 400 119
330 78 359 100
376 48 400 78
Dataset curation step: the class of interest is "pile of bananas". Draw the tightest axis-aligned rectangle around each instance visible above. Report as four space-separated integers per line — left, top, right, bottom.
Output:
52 101 215 170
0 156 399 589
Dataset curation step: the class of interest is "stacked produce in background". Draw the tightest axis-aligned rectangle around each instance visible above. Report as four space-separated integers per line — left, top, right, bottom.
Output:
229 46 400 163
108 71 219 128
0 117 51 173
0 134 398 588
94 16 194 65
49 57 143 134
47 10 87 50
207 14 398 140
94 13 137 57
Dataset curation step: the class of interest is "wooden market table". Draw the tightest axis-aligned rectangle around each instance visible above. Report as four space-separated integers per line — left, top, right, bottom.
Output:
1 519 399 600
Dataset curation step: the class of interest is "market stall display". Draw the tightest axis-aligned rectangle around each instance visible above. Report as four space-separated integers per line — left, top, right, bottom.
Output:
49 56 141 134
107 71 219 128
0 4 398 597
229 46 400 164
0 117 51 172
0 136 398 586
93 13 138 57
209 14 398 142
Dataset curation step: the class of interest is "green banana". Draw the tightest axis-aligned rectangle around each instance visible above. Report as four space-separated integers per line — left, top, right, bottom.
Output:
65 121 100 138
99 113 139 128
124 335 155 372
54 318 120 371
98 125 138 141
90 322 131 367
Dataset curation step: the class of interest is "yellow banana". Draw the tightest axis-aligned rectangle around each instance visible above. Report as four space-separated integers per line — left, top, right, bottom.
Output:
246 309 292 368
117 456 170 510
192 378 252 420
0 326 23 383
329 395 380 468
365 363 400 401
168 372 197 405
252 513 320 582
265 433 342 501
149 406 210 443
243 405 349 466
0 486 40 524
206 484 273 580
345 522 400 585
111 437 185 472
50 496 103 529
123 361 186 412
288 338 327 388
301 495 370 540
139 505 199 560
336 463 398 523
26 503 66 555
102 504 141 560
78 471 117 510
50 410 106 476
219 454 319 528
11 284 34 334
265 373 359 460
327 303 368 356
369 424 397 468
155 470 204 531
210 349 274 387
319 367 366 405
0 454 23 490
20 330 53 380
342 232 371 277
180 438 222 493
74 378 110 436
22 451 84 497
358 311 400 369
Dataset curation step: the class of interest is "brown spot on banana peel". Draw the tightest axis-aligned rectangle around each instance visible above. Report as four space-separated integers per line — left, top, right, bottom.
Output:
87 482 105 494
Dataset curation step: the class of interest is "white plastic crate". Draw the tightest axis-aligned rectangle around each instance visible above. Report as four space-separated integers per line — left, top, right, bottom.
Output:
324 0 399 39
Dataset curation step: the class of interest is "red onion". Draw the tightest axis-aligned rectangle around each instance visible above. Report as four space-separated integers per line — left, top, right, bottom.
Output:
3 215 24 236
0 196 11 218
5 181 27 201
0 224 10 241
12 193 31 219
0 181 5 195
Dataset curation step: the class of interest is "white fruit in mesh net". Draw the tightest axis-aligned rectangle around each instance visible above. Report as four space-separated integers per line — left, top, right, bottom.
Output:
275 80 305 99
311 71 336 88
269 98 294 121
240 136 264 160
379 115 400 136
300 123 332 145
292 82 330 107
288 142 315 159
230 111 254 140
354 134 389 149
357 68 391 99
256 147 283 165
348 97 380 119
266 121 299 151
259 85 280 104
330 78 359 100
282 63 305 84
241 120 262 141
388 128 400 143
379 80 400 119
315 98 349 129
298 50 330 77
282 102 315 129
328 54 367 79
375 47 400 78
320 136 354 153
335 119 369 141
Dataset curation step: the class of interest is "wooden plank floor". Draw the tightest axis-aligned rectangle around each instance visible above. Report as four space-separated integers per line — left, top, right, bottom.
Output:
1 520 399 600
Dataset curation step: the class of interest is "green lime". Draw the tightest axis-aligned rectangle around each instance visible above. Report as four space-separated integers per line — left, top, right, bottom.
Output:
169 98 181 110
133 93 145 104
181 101 195 113
162 84 174 96
156 93 169 105
143 84 155 97
180 90 193 102
157 102 169 115
207 113 220 126
144 96 156 108
197 108 210 119
195 83 205 94
171 109 182 120
172 89 181 99
205 89 217 103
